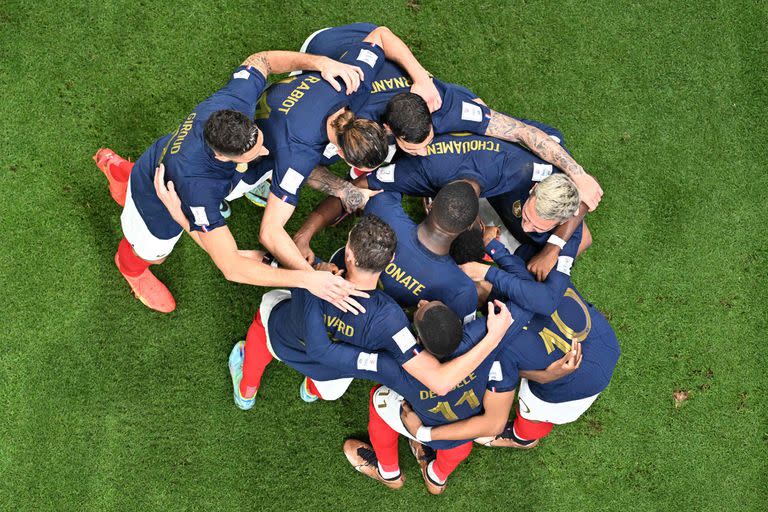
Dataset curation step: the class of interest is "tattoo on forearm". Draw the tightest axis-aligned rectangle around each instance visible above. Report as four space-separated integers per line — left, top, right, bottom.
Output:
486 111 584 176
242 52 272 76
341 185 364 213
307 166 350 196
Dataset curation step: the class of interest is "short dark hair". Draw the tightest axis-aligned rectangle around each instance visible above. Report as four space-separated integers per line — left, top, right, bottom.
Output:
203 110 258 156
348 215 397 273
414 305 463 361
332 110 388 169
383 92 431 143
430 181 479 234
450 228 486 264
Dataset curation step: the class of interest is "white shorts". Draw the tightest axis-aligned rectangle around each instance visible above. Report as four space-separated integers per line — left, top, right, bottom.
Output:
224 170 272 202
120 174 183 261
261 289 353 401
517 378 600 425
371 386 418 441
479 198 520 255
289 27 331 76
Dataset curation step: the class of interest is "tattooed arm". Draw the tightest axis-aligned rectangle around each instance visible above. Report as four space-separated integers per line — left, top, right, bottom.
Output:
241 52 364 94
306 166 376 213
485 110 603 210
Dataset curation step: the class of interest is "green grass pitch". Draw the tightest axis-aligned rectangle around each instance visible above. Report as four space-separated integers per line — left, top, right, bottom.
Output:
1 1 766 510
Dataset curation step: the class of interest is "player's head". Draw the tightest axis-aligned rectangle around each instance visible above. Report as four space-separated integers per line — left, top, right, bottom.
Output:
345 214 397 274
522 174 580 233
383 93 434 156
332 109 388 171
428 180 480 236
204 110 269 167
450 228 486 264
413 301 463 361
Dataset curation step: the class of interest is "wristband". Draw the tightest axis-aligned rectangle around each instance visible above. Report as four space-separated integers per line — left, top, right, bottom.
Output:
547 234 567 249
416 426 433 443
261 252 279 268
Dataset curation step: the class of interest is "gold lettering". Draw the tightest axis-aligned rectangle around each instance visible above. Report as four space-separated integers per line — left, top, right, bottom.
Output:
413 284 425 296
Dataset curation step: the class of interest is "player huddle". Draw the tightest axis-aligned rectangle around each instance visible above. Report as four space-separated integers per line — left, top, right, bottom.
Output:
94 23 620 494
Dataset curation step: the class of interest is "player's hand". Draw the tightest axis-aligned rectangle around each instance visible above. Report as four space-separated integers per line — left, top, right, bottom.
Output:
237 249 266 261
341 185 381 213
569 171 603 212
153 163 187 227
527 244 559 281
460 261 491 282
545 340 582 381
293 235 316 265
399 401 423 437
482 225 501 247
314 261 340 274
318 57 365 95
411 76 442 112
306 270 369 315
485 300 512 339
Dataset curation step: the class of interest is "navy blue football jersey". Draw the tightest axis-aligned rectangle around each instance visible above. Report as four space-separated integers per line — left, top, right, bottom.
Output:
305 23 492 136
267 287 419 382
363 192 478 321
367 119 565 199
250 41 385 206
129 66 269 239
349 313 525 449
502 285 620 403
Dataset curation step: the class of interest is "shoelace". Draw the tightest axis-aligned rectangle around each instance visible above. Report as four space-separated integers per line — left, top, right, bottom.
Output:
357 446 378 467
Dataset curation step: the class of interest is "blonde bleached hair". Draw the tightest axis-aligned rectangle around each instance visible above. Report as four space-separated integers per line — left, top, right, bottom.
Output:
533 174 580 221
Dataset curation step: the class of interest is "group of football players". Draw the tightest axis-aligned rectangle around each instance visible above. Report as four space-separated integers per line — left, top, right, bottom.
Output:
95 23 620 494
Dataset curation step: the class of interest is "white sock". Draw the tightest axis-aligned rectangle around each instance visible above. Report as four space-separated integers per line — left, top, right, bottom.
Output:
426 460 446 485
377 462 400 480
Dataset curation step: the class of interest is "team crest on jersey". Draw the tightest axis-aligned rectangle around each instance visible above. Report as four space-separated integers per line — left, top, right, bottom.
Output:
513 200 522 218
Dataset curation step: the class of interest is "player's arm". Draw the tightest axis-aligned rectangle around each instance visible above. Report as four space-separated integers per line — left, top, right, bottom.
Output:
305 166 379 213
401 389 516 441
242 51 364 94
401 301 512 396
259 193 316 271
293 174 372 262
363 27 441 111
461 240 572 316
526 206 587 281
485 111 602 211
520 339 583 384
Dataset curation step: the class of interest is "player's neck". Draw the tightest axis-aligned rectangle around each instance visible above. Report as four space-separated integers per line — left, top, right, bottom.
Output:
345 266 380 291
416 222 453 256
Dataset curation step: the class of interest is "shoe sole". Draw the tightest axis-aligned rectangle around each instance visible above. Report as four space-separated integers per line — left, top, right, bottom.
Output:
229 342 255 411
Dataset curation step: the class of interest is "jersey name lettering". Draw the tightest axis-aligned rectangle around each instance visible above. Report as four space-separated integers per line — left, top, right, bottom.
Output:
169 113 197 154
278 75 322 114
324 314 354 337
426 138 500 156
384 263 426 296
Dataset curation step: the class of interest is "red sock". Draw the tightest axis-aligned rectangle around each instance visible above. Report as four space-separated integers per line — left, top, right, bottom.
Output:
306 377 323 400
513 408 554 440
367 386 400 472
110 158 133 182
240 312 273 398
116 238 150 277
433 441 473 481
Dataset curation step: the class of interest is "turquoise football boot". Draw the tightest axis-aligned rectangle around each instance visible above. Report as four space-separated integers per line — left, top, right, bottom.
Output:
228 341 256 410
299 377 319 403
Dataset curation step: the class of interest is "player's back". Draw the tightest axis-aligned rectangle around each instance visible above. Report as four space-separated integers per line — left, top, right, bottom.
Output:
364 192 478 321
505 286 620 403
268 287 416 364
369 132 540 199
129 66 267 237
382 319 509 449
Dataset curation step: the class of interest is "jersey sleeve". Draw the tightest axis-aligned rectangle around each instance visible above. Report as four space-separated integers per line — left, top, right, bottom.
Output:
430 81 492 135
209 66 269 113
338 42 387 98
371 305 421 365
487 356 519 393
364 191 405 219
484 239 572 316
269 144 320 206
446 280 478 325
342 349 409 391
366 157 435 196
177 178 227 233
